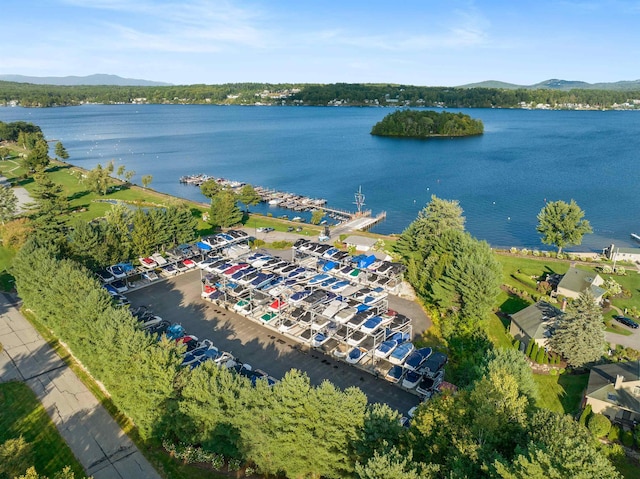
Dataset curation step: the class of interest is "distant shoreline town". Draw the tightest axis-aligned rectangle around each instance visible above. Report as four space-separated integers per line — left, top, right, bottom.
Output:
2 80 640 110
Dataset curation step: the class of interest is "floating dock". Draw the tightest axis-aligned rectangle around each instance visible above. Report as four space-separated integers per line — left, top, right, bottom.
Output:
180 174 385 230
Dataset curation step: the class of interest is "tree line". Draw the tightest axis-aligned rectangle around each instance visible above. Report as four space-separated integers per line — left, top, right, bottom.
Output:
10 241 621 478
2 81 640 108
371 110 484 138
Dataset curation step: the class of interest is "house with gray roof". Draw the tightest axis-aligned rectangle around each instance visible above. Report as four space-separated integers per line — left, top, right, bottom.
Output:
509 301 564 350
556 265 605 302
584 361 640 428
343 235 378 252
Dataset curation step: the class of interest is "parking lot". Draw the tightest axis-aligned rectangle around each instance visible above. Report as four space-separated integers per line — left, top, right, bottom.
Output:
128 270 423 413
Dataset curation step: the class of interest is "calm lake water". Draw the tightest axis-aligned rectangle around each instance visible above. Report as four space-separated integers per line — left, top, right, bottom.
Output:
1 104 639 251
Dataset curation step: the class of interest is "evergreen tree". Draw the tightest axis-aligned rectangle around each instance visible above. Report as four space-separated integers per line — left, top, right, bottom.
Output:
355 448 438 479
535 346 546 364
200 179 221 199
131 208 156 256
525 340 534 357
549 291 605 367
587 413 611 438
0 184 18 224
494 409 621 479
22 137 50 171
352 403 404 462
54 141 69 160
395 195 465 262
209 190 242 228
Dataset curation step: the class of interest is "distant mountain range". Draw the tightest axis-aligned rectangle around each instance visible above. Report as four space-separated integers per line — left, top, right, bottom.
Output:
0 74 171 86
458 78 640 91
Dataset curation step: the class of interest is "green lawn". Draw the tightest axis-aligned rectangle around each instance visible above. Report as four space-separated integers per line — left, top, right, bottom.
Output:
532 372 589 415
485 311 515 350
0 381 85 478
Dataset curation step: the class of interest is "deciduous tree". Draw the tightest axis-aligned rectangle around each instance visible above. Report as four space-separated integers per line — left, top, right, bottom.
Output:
536 200 592 254
237 184 261 212
141 174 153 188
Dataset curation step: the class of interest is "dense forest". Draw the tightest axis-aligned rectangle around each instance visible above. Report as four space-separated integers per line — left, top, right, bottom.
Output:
371 110 484 138
2 80 640 109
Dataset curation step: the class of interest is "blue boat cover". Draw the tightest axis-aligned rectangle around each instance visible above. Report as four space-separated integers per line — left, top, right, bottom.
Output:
322 261 336 272
357 255 376 269
196 241 212 251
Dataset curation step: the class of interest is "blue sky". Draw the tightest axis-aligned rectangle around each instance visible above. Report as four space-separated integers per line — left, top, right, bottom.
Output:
4 0 639 85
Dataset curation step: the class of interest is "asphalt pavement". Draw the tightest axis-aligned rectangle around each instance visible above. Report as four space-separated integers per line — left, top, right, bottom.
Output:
127 270 425 414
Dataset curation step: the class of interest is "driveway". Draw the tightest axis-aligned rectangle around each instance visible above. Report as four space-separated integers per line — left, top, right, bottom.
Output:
128 271 422 414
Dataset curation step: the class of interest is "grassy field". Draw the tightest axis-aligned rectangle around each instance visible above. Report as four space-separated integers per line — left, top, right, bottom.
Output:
532 372 589 415
495 252 640 322
0 381 85 478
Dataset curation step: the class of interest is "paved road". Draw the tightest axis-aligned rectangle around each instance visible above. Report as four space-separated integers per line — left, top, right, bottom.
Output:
0 294 161 479
128 270 423 414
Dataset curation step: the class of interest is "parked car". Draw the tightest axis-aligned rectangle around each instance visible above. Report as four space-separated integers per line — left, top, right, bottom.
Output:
613 315 639 329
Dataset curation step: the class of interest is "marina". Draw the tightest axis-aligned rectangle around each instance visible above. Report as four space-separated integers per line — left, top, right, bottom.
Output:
180 174 385 229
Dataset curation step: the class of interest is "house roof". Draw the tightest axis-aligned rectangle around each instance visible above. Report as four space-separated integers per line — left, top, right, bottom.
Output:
586 361 640 414
510 301 563 340
343 235 378 248
557 266 605 298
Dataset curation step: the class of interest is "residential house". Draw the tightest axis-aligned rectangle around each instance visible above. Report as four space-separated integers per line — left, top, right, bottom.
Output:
584 361 640 428
343 235 378 252
509 301 563 351
604 243 640 265
556 265 605 302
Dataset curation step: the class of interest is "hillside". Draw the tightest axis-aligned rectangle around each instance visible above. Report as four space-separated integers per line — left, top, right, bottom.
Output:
0 73 170 86
460 78 640 91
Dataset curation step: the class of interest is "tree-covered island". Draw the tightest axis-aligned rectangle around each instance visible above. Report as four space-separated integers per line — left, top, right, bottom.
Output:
371 109 484 138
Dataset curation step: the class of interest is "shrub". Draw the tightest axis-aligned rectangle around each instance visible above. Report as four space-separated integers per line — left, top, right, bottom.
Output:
635 425 640 447
512 339 521 351
530 342 539 360
587 413 611 438
608 424 621 442
535 346 546 364
525 340 534 357
621 430 634 447
579 404 592 426
532 250 540 257
521 248 529 255
270 240 293 249
510 247 517 254
549 369 558 376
